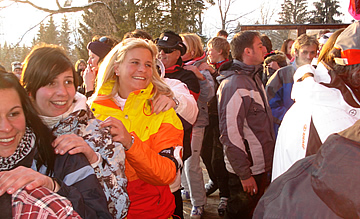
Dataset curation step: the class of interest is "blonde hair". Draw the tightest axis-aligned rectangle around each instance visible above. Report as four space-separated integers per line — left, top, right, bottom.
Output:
293 34 319 55
90 38 173 104
180 33 204 59
207 36 230 59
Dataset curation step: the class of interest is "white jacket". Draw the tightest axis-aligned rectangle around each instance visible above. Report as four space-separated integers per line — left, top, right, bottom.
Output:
272 63 360 181
158 59 198 125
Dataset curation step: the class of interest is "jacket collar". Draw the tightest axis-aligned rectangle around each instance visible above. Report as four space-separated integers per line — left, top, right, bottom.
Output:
217 59 263 82
184 52 207 67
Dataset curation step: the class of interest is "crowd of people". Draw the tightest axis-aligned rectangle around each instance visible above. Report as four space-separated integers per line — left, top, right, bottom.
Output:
1 18 360 219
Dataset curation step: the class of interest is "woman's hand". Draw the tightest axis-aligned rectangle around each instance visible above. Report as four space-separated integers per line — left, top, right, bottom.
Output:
99 117 133 150
184 65 205 81
0 166 56 195
83 65 96 92
52 134 98 164
152 94 176 114
199 62 216 74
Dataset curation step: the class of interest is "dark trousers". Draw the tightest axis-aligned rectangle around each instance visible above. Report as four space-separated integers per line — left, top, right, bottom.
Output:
201 114 229 198
172 189 183 219
225 172 269 219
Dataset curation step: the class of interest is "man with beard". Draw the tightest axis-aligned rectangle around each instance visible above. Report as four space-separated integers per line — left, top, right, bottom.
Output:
217 31 275 219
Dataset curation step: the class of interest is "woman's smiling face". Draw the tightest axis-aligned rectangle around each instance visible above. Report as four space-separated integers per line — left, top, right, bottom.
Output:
0 88 26 157
33 69 76 117
116 47 153 99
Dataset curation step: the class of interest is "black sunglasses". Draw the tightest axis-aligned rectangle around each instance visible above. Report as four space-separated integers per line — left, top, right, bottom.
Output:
159 47 177 54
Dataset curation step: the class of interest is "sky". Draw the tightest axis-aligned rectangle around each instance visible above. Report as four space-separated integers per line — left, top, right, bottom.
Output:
0 0 355 46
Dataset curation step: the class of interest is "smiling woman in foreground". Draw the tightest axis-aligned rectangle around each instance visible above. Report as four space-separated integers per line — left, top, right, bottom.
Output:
89 38 184 219
20 43 130 218
0 72 81 218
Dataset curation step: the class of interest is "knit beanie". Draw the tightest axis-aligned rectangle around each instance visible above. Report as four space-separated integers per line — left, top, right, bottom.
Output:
87 41 112 60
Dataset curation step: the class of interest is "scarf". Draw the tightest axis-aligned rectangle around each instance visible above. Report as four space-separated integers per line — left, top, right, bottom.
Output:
0 127 36 171
210 58 229 70
0 127 36 218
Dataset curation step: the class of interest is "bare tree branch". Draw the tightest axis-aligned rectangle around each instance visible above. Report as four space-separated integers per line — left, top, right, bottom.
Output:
11 1 117 28
13 13 52 47
0 1 16 10
55 0 61 8
5 0 119 45
226 8 256 24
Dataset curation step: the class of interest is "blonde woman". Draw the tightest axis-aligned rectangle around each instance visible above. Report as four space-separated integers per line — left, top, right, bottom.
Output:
180 33 215 218
89 38 184 219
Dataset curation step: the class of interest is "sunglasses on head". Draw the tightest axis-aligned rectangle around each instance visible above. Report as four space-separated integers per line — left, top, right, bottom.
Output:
93 36 114 46
159 47 177 54
99 36 110 43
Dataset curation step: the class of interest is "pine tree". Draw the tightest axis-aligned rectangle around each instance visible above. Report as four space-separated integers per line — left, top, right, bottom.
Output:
168 0 205 34
74 0 124 60
35 22 46 45
309 0 343 24
277 0 309 24
59 15 71 53
44 15 59 44
137 0 165 38
277 0 309 45
74 0 208 61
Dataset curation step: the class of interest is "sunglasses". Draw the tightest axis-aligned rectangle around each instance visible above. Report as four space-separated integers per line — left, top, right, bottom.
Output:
93 36 114 46
99 36 110 43
159 47 177 54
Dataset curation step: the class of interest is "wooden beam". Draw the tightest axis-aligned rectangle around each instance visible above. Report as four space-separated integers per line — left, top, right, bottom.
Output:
239 23 351 36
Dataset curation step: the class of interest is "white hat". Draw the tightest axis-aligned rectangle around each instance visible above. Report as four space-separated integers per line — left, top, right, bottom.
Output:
318 33 333 45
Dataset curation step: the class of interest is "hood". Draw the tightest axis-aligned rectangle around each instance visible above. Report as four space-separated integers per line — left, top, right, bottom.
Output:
216 59 262 84
157 59 166 78
311 125 360 218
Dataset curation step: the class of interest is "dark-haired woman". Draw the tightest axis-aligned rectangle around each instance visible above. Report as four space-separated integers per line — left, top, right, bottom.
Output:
83 36 119 98
0 72 82 218
21 43 129 218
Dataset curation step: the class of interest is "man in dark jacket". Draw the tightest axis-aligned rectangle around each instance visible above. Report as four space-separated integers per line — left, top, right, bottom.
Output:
155 30 200 219
217 31 275 219
254 119 360 219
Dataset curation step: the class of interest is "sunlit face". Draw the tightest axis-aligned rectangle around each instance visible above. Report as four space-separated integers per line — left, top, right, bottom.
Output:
295 44 318 67
0 88 26 157
87 50 100 71
287 40 294 55
78 62 86 71
207 46 223 63
248 36 267 65
34 69 76 117
116 48 153 99
158 49 181 69
181 40 193 62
